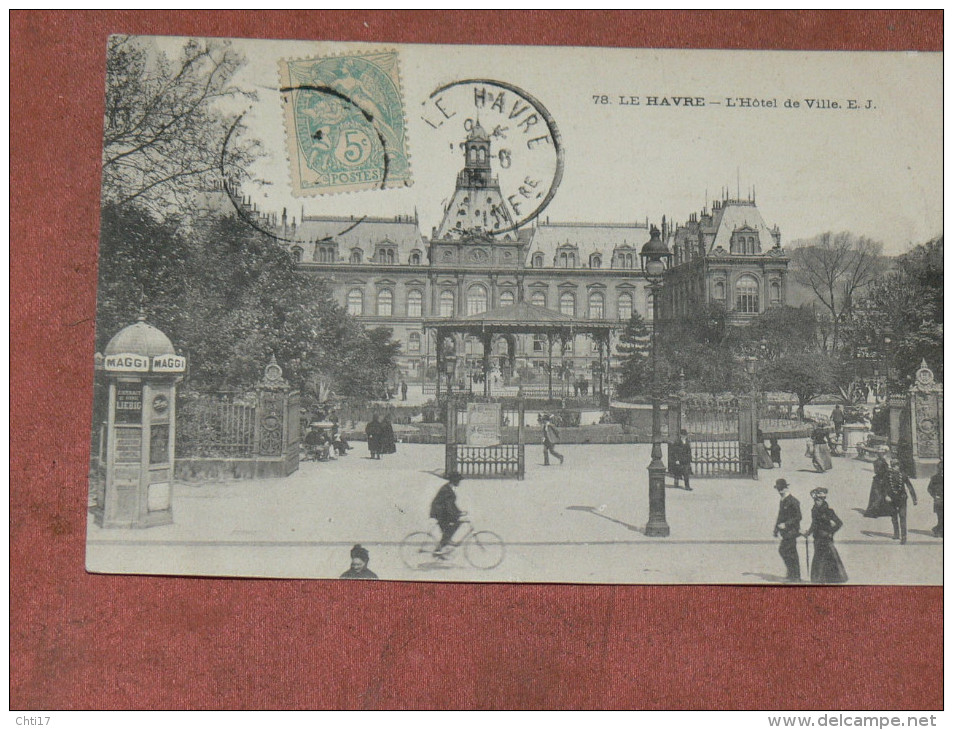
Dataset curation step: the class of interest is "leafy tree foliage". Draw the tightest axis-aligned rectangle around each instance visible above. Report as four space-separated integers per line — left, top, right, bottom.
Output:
659 303 744 395
843 236 943 386
742 305 819 360
97 203 400 400
760 352 837 419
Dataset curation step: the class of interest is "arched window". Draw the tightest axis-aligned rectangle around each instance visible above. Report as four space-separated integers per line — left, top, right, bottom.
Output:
713 281 726 300
347 289 363 316
499 290 515 308
291 246 303 263
560 292 576 317
646 292 655 319
377 289 393 316
409 251 421 265
559 252 569 268
590 254 602 269
440 290 455 318
467 284 488 315
350 248 363 264
531 291 546 309
532 253 544 268
625 253 634 269
409 332 421 353
770 281 781 305
407 289 423 317
589 292 605 319
618 292 632 320
736 275 759 313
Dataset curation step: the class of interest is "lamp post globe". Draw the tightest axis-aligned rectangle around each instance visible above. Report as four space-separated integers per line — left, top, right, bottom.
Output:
640 225 672 537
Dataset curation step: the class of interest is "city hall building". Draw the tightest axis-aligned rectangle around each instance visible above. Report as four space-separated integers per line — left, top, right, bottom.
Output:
261 126 789 386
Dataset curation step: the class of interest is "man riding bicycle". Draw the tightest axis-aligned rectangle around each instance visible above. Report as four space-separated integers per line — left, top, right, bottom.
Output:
430 471 464 555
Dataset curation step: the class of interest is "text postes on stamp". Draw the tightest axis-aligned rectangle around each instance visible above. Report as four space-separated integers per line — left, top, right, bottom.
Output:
421 79 563 235
279 51 412 196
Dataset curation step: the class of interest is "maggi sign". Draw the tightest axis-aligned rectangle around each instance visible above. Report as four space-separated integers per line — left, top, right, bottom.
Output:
103 353 186 373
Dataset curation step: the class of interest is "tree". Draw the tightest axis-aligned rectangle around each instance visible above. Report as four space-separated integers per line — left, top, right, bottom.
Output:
843 236 943 386
743 305 819 360
615 312 652 398
790 232 887 352
761 352 837 419
660 303 743 395
102 36 257 216
96 203 399 399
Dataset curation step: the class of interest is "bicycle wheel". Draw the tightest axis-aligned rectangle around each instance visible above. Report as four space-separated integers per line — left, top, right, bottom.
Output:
464 530 505 569
400 531 439 570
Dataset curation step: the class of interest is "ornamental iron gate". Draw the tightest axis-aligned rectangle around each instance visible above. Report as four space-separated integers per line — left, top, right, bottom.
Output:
668 394 758 478
444 396 526 480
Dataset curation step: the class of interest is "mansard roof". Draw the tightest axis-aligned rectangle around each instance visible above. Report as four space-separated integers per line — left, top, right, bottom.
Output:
283 215 424 262
709 201 775 253
527 220 653 261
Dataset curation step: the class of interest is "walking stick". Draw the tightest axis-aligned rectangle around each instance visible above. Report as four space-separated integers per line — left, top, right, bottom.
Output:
804 534 810 578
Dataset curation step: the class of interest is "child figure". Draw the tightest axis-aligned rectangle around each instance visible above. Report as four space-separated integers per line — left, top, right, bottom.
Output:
769 437 782 468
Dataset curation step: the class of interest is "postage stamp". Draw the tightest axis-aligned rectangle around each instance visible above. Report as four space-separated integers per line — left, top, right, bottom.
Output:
278 51 412 196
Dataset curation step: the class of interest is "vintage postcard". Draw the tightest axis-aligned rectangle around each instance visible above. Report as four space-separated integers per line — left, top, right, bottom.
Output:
86 37 942 584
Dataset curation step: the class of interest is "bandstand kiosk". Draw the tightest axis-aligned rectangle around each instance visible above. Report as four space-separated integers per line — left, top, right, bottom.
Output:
91 315 185 528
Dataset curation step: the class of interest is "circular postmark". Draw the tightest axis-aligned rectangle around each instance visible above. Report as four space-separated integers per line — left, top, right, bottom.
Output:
420 79 563 236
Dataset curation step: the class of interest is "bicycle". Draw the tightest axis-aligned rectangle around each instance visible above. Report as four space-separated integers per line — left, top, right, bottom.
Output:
400 519 505 570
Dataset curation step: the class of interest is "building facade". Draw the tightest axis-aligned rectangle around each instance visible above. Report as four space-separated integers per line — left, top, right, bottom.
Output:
267 128 788 385
664 195 789 324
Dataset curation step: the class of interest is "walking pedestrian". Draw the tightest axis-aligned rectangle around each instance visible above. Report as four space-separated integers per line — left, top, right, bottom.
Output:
400 379 408 401
831 405 845 439
773 479 802 583
804 487 848 584
365 413 382 459
927 461 943 538
769 437 782 468
541 414 564 466
864 452 892 517
810 424 833 472
672 429 693 490
885 458 918 544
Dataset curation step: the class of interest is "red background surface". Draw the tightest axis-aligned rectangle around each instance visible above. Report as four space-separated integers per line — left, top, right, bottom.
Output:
10 10 943 710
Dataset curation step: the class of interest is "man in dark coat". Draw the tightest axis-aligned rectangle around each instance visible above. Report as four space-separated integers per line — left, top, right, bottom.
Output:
885 458 918 544
927 461 943 537
365 414 382 459
430 471 464 553
340 544 379 579
672 429 693 491
542 415 564 466
804 487 848 583
773 478 802 582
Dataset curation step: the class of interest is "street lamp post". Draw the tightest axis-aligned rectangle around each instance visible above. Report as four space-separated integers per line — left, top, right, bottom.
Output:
640 225 672 537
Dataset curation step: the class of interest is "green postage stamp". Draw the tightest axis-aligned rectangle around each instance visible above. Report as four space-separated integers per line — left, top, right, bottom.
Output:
279 51 412 196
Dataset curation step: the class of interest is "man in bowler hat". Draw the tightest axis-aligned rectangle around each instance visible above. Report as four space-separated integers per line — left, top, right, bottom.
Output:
773 478 802 582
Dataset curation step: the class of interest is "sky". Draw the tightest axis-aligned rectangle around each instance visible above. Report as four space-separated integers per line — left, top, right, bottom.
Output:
151 36 943 255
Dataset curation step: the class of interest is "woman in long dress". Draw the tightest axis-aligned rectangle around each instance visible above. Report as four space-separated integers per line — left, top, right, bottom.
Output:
378 415 397 456
811 425 833 472
864 452 892 517
804 487 848 583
